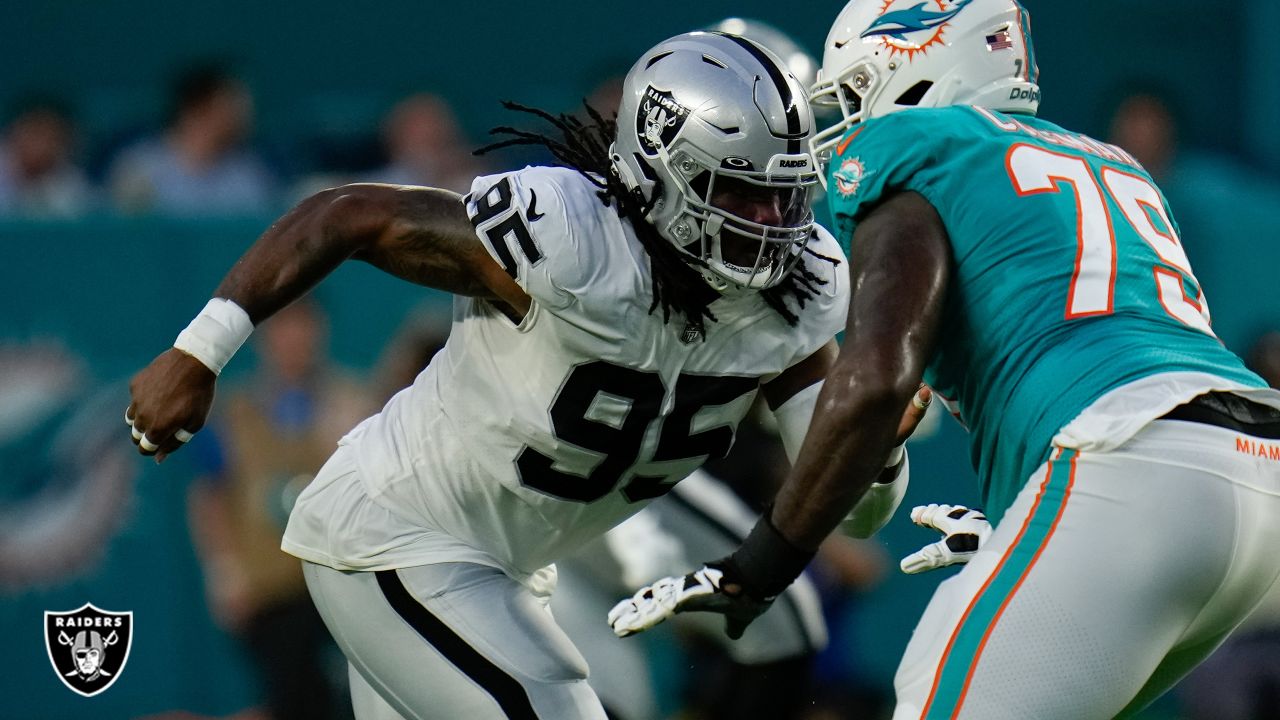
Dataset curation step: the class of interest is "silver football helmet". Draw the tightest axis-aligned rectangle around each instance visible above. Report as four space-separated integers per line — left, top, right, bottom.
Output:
810 0 1041 173
705 18 819 89
609 32 819 291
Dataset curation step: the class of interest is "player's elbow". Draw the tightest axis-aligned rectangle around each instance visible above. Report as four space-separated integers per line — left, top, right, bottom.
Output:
306 184 395 251
820 359 913 427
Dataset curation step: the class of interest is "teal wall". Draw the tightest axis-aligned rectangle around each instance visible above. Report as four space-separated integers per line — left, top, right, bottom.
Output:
0 1 1265 171
0 219 454 719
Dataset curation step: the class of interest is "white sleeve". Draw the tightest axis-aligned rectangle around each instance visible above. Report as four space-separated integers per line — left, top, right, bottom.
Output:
840 451 909 538
464 168 583 310
772 381 821 465
770 378 910 539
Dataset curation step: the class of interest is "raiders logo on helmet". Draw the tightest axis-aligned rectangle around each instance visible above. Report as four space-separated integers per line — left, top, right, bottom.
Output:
636 86 690 157
45 603 133 697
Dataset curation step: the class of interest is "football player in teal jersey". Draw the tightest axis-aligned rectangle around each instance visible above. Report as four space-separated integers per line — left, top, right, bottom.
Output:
610 1 1280 717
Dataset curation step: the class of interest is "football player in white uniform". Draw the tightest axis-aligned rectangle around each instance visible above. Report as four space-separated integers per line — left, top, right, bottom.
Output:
126 32 926 720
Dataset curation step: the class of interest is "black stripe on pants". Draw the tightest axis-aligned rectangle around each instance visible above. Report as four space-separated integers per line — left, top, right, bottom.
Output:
375 569 539 719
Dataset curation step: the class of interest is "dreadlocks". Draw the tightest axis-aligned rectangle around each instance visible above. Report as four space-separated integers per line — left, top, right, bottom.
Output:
474 101 840 328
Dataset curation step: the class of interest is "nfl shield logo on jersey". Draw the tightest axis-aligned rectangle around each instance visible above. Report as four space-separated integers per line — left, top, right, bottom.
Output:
637 86 690 156
45 603 133 697
680 319 705 344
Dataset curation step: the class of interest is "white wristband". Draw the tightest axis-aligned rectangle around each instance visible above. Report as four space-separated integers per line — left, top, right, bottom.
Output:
886 443 905 468
173 298 254 375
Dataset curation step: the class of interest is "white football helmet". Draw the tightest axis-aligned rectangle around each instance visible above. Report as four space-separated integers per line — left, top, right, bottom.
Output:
610 32 819 291
810 0 1041 171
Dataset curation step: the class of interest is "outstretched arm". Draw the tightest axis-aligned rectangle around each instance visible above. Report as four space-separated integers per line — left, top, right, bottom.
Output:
127 184 530 461
764 340 931 539
608 191 954 640
215 183 529 321
769 190 950 550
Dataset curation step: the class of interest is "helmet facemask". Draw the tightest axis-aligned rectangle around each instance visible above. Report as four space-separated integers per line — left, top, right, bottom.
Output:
809 61 878 176
660 149 818 291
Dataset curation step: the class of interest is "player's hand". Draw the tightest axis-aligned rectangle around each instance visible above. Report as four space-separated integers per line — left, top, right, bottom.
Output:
900 504 990 574
895 385 933 445
126 348 216 462
608 561 773 640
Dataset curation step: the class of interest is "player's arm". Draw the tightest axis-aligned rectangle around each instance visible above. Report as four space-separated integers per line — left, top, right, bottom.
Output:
608 190 950 639
762 341 929 538
217 183 531 320
126 184 530 461
769 190 949 551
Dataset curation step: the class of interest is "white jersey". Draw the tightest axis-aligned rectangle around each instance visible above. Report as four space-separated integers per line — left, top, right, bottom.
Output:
283 166 847 580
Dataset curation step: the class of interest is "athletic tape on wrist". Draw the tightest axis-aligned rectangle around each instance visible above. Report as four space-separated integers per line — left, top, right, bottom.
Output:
173 298 253 375
730 511 816 600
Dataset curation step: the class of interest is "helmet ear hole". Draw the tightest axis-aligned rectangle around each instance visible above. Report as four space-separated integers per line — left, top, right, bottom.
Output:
895 80 934 107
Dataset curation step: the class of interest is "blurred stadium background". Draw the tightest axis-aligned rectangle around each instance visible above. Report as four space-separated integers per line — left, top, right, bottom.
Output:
3 1 1279 718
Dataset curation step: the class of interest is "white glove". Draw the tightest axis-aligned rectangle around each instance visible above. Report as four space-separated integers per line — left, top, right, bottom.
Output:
607 564 771 639
900 504 991 574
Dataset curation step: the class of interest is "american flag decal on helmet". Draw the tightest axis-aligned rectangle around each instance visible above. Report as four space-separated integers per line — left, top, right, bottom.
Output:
985 28 1014 51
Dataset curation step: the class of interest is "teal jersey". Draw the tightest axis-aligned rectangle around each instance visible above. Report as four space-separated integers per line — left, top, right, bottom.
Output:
826 106 1266 520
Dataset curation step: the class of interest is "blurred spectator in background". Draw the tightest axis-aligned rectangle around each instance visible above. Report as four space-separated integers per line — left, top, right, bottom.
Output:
360 93 483 193
1107 85 1280 353
0 97 94 217
1106 84 1280 252
1107 90 1177 183
1247 332 1280 388
585 73 625 120
188 299 370 720
108 64 276 215
1179 330 1280 720
370 302 452 404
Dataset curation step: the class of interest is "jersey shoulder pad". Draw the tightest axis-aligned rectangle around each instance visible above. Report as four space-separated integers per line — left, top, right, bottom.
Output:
465 166 621 310
824 108 970 243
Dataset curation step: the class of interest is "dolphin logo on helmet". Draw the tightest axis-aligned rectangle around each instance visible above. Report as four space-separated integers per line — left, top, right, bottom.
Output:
861 0 975 42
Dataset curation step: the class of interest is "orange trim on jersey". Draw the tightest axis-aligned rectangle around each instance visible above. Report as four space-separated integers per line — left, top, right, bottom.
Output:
836 126 866 157
948 451 1078 718
1004 143 1118 320
1100 165 1181 247
918 447 1066 719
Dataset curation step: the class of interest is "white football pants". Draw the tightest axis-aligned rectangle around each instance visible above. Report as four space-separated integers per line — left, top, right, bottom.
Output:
303 561 608 720
892 418 1280 719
